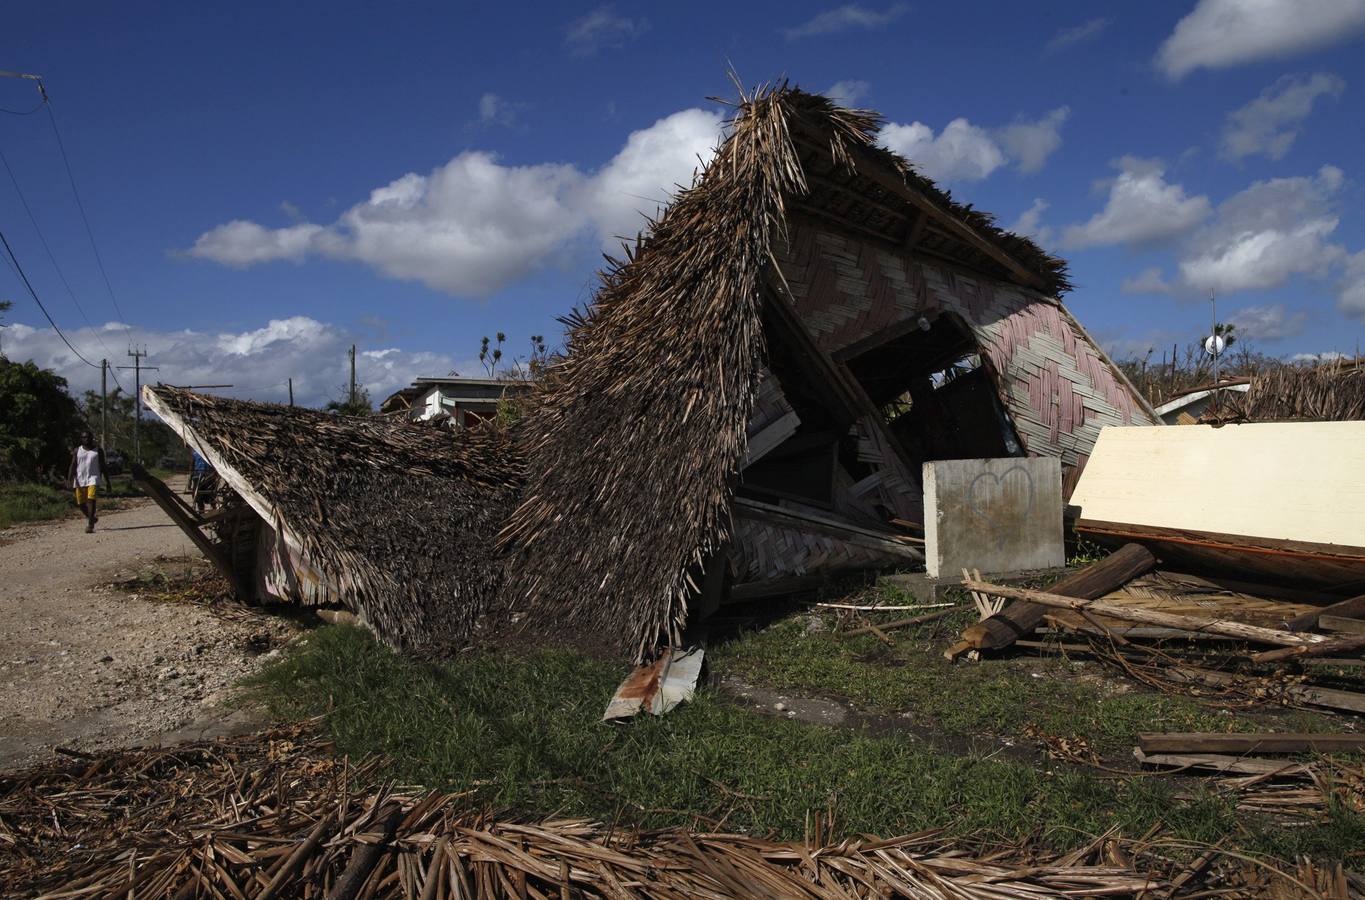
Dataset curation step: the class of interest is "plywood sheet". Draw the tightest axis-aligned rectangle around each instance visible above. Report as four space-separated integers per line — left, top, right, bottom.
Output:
1070 422 1365 547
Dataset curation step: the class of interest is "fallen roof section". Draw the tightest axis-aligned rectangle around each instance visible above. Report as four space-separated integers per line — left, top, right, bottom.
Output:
144 385 523 651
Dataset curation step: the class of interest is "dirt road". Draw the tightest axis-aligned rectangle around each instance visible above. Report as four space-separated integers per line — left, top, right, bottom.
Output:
0 484 297 768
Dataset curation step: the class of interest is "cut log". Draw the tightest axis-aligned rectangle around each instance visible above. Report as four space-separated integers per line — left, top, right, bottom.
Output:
957 543 1156 653
962 580 1325 647
1251 633 1365 664
1138 733 1365 755
1282 593 1365 632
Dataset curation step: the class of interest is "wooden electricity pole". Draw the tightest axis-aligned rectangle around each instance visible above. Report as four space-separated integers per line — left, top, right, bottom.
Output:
117 348 157 463
348 345 356 407
100 359 108 449
288 377 294 407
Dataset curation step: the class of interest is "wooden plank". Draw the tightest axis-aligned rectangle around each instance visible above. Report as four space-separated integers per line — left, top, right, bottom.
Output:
1283 594 1365 632
742 410 801 469
958 543 1156 652
1320 615 1365 635
1252 633 1365 664
963 579 1325 647
1070 422 1365 549
1133 750 1309 777
1138 732 1365 755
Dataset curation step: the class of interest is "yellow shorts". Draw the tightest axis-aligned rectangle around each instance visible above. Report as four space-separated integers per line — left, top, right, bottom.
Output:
74 485 97 503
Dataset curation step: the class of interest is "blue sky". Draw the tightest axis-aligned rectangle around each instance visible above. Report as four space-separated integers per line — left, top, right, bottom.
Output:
3 0 1365 406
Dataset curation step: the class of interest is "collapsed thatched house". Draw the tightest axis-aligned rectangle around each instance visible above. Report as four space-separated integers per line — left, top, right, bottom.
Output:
147 83 1155 661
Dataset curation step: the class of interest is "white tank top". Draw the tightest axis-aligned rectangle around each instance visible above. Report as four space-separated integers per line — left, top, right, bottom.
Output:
75 446 101 487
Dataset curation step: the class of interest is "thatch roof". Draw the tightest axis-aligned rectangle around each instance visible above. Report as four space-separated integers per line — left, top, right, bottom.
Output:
1222 358 1365 423
148 82 1074 662
145 386 523 650
497 84 1067 660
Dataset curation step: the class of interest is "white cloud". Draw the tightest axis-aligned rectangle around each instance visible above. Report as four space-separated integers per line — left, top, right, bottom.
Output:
0 317 471 409
1008 198 1053 245
1156 0 1365 80
784 3 907 39
1121 267 1173 294
1226 303 1306 340
1290 350 1349 363
1062 157 1212 248
1339 251 1365 318
996 107 1070 174
880 107 1069 182
881 119 1005 182
1044 17 1112 54
564 6 649 56
1176 165 1346 293
1221 73 1345 162
188 221 324 266
825 80 871 104
583 108 723 242
477 93 524 129
187 109 725 298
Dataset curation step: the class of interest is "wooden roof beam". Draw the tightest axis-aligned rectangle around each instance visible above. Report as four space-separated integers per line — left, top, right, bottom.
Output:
790 130 1048 292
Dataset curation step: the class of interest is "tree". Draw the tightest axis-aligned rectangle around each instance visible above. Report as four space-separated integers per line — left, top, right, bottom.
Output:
0 298 11 358
325 385 373 416
0 357 83 481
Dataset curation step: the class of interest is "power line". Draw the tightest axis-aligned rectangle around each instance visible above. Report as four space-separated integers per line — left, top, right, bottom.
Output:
0 141 125 391
0 225 100 367
43 100 137 350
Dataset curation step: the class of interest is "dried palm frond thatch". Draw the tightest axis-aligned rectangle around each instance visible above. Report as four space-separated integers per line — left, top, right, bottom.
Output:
1222 357 1365 423
146 386 524 650
7 726 1325 899
498 84 1069 661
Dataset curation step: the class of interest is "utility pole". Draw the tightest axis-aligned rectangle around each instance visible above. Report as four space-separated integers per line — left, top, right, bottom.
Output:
348 345 356 407
117 347 157 464
100 359 107 450
288 377 294 407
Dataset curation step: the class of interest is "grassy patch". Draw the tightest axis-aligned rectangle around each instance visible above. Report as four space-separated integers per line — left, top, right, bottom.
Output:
709 609 1342 758
243 624 1364 858
0 482 72 529
0 477 150 530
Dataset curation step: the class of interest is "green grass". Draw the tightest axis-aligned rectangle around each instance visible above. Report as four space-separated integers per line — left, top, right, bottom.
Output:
0 482 74 529
0 477 151 530
244 624 1364 859
708 612 1341 757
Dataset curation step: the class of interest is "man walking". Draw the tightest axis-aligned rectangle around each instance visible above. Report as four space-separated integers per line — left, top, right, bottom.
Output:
68 430 111 534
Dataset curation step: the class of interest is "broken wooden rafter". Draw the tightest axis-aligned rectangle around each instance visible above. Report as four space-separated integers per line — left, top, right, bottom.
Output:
1251 633 1365 664
131 463 248 600
955 543 1156 655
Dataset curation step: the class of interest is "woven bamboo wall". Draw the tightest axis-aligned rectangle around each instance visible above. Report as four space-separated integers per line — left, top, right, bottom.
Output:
773 219 1155 489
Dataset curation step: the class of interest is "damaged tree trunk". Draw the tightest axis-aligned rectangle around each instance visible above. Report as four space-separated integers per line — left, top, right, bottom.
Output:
953 543 1156 655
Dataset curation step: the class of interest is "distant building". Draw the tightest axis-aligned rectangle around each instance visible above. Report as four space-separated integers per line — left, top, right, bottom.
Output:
380 376 519 426
1153 380 1250 424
